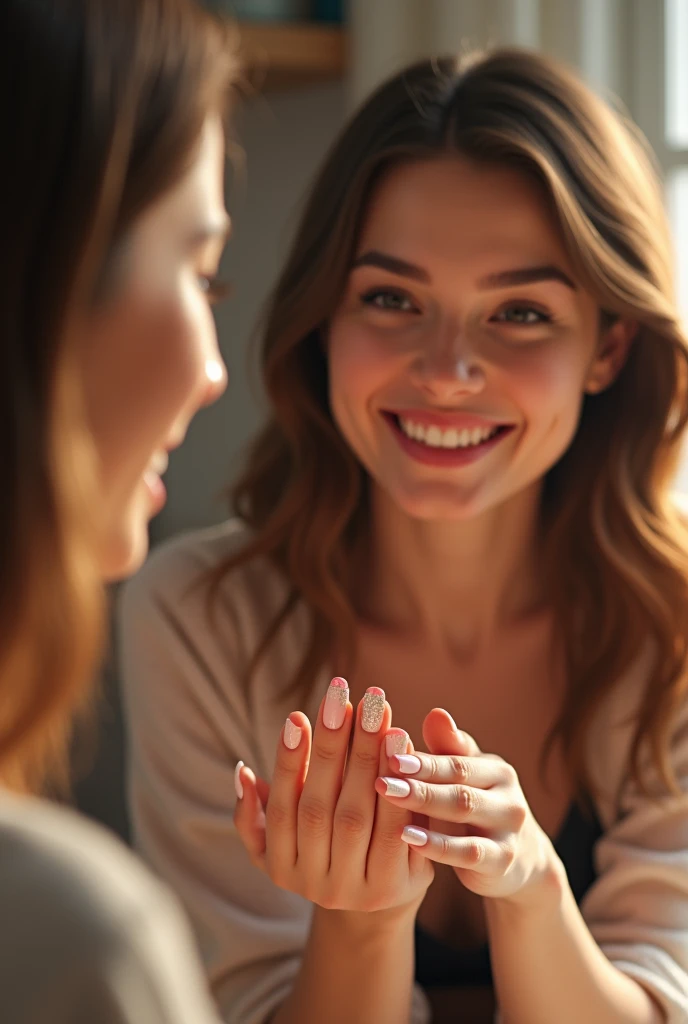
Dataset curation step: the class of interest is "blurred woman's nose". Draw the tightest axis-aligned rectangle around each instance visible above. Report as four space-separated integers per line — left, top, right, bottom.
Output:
411 326 486 402
201 355 227 407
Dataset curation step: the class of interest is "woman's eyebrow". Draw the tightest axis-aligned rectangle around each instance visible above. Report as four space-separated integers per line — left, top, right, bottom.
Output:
351 251 577 293
477 265 577 291
351 250 430 282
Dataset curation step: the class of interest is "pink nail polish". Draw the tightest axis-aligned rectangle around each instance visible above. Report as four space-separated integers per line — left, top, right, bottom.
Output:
401 826 428 847
394 753 422 774
323 676 349 730
234 761 244 800
362 687 385 733
380 777 410 797
385 729 408 757
283 718 302 750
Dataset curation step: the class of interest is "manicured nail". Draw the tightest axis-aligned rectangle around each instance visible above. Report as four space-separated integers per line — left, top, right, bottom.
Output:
283 717 302 750
234 761 244 800
385 729 408 757
362 687 385 733
380 777 411 798
324 676 349 730
401 826 428 847
393 753 422 774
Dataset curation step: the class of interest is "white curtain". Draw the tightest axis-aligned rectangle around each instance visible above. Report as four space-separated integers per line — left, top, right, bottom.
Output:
348 0 632 113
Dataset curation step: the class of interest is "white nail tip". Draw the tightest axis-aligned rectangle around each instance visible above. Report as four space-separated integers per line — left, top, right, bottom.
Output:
382 777 411 798
283 718 302 750
234 761 244 800
401 826 428 847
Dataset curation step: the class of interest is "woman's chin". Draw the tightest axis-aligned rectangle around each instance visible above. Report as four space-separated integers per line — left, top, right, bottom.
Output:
100 501 152 582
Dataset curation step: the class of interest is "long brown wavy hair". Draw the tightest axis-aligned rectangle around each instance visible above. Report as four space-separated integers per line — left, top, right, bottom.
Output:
214 49 688 798
2 0 237 793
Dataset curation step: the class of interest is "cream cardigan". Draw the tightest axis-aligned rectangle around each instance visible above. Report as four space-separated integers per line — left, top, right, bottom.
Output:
120 519 688 1024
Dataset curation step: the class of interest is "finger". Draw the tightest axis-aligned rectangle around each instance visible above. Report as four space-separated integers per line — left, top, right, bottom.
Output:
265 711 311 880
233 763 267 869
422 708 482 758
400 825 507 875
330 688 392 881
367 728 417 878
296 677 353 873
376 776 517 831
388 751 508 789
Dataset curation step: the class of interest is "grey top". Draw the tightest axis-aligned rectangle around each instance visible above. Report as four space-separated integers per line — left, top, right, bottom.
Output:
0 792 220 1024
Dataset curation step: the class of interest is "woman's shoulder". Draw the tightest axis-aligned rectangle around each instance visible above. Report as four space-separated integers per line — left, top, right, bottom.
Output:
0 795 219 1022
123 518 290 625
0 794 170 937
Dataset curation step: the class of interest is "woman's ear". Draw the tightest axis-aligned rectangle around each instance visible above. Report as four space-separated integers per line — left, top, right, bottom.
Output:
584 318 637 395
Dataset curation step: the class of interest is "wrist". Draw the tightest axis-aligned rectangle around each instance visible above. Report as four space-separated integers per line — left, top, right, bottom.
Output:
489 832 568 922
314 901 418 943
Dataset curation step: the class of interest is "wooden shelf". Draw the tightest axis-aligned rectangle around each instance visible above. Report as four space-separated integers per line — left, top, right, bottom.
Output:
238 21 347 90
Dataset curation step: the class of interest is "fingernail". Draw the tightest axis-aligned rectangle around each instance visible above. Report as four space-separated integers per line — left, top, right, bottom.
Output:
401 826 428 847
362 687 385 733
393 753 422 774
323 676 349 730
283 718 302 750
385 729 408 757
380 777 410 798
234 761 244 800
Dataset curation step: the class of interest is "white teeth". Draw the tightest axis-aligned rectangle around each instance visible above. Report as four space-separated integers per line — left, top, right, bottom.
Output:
148 450 169 476
398 417 498 449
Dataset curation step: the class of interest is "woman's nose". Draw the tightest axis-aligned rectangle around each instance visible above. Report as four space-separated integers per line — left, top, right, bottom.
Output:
411 330 486 401
200 355 227 407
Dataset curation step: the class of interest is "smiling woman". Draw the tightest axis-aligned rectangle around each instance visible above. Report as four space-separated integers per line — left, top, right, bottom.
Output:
122 48 688 1024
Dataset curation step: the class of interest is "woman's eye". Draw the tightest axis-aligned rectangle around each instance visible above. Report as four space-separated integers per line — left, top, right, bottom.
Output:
361 289 416 313
198 274 232 304
492 305 550 326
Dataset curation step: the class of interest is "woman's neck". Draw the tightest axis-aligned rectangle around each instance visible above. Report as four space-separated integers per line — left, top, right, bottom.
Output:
360 483 545 652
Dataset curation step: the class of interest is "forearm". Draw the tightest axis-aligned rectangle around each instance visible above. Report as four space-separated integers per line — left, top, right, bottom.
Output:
272 904 417 1024
485 863 664 1024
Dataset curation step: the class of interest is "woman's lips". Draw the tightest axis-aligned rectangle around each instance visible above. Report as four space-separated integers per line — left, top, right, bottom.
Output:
383 411 514 468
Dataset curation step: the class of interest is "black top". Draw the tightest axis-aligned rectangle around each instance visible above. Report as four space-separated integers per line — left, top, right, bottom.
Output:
414 801 603 989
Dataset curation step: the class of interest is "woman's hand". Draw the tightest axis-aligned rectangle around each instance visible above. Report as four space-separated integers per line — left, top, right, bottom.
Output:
376 708 561 907
234 678 434 915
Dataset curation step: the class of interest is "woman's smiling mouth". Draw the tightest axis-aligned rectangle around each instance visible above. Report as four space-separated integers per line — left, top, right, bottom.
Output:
383 410 515 467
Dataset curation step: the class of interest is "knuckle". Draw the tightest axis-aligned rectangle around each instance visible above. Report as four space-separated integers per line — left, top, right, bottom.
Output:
333 805 369 843
502 761 519 786
298 796 331 838
311 741 339 765
449 756 471 783
265 800 292 832
438 833 453 859
465 839 484 866
500 839 516 869
511 801 528 830
375 826 406 858
414 782 432 808
427 758 441 782
349 747 380 773
455 785 476 816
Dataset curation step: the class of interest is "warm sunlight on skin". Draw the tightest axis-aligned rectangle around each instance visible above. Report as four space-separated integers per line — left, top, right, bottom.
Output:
328 156 633 523
80 116 230 579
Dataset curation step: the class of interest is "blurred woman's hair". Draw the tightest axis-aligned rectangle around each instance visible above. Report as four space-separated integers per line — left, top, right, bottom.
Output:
212 49 688 800
2 0 237 792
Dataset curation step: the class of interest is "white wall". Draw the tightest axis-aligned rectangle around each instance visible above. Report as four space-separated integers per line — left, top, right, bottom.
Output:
152 81 347 542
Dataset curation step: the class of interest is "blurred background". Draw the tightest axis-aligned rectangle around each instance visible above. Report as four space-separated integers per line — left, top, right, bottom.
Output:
74 0 688 837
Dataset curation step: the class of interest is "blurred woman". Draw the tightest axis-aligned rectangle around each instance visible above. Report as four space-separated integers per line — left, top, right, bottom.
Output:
2 1 236 1020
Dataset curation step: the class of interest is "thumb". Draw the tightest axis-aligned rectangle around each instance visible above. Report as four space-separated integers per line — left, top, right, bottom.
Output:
422 708 481 757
